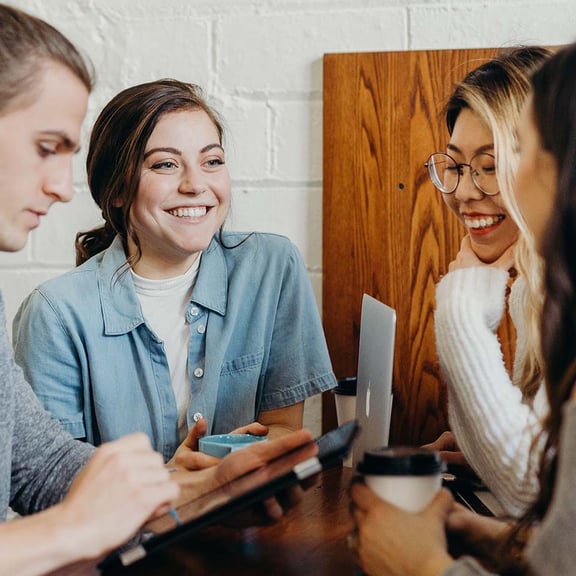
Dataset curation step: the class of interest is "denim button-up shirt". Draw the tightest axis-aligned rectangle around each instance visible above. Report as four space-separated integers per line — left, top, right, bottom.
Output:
13 232 336 461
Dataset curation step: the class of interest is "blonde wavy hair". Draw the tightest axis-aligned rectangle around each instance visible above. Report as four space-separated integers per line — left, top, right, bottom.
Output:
445 46 553 402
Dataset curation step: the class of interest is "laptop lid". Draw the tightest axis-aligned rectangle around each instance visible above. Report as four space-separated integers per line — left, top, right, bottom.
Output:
352 294 396 467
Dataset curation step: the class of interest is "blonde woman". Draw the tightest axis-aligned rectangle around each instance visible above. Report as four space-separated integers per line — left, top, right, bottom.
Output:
426 46 551 517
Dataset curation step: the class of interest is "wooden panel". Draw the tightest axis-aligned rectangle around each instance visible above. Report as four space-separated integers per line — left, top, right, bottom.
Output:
322 48 515 445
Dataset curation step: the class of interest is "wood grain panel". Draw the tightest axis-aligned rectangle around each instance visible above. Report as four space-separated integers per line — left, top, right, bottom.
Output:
322 48 516 445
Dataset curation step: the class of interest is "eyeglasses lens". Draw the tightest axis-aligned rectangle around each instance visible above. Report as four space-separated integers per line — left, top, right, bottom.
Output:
426 153 498 195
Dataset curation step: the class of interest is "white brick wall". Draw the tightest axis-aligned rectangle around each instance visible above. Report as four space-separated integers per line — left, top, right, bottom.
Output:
3 0 575 435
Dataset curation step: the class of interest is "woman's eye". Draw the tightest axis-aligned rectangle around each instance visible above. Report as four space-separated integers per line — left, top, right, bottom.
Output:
151 161 177 170
204 158 225 168
37 143 57 157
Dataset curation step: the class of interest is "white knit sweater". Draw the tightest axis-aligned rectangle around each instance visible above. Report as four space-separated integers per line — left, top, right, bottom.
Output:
435 267 547 517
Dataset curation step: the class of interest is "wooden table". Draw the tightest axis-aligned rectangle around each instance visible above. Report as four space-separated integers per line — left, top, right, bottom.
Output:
104 466 360 576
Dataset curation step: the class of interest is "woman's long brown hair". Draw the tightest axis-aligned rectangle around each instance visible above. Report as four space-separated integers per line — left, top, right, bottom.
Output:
500 43 576 574
76 79 224 267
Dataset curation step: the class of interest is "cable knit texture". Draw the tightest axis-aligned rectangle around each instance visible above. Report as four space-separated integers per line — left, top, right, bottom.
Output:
435 267 547 517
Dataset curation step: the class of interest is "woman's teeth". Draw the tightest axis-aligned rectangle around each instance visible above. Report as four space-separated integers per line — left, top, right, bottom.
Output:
169 207 207 218
464 215 504 230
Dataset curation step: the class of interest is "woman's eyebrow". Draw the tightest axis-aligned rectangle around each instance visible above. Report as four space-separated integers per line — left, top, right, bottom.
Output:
143 144 224 159
446 143 494 155
143 147 182 160
201 143 224 153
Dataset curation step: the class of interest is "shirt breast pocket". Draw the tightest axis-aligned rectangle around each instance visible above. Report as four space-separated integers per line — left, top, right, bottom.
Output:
216 349 265 429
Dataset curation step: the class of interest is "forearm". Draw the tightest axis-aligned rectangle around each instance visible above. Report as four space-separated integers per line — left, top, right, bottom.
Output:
0 504 93 576
258 403 304 439
448 394 540 516
435 268 540 515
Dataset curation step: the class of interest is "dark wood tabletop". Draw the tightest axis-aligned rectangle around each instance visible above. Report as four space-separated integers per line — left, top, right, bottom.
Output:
102 465 360 576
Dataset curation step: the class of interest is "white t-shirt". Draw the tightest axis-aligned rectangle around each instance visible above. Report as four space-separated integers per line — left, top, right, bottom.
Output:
131 257 201 441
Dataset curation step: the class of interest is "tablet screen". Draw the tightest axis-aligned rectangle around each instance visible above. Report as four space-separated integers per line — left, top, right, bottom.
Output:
146 435 320 535
101 420 359 569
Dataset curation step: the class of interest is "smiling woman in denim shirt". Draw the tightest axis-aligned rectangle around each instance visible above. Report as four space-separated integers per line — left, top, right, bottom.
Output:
12 79 336 467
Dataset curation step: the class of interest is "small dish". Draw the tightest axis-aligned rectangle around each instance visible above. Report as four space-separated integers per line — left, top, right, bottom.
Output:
198 433 268 458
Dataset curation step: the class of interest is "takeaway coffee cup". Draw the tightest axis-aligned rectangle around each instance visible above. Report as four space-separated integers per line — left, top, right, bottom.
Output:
333 376 357 424
333 377 357 467
357 447 445 512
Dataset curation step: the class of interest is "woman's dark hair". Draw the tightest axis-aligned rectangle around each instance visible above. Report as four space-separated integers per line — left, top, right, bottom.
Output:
533 42 576 519
503 43 576 574
0 3 92 114
76 79 225 266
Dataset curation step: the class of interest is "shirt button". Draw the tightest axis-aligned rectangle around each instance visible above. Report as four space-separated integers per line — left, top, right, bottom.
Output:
193 412 204 422
197 324 206 334
191 306 200 316
193 367 204 378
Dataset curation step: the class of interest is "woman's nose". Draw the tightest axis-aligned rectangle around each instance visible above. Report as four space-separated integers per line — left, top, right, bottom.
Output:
178 168 206 195
453 169 484 202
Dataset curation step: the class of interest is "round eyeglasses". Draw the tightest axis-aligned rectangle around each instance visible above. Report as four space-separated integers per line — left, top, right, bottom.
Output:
424 152 499 196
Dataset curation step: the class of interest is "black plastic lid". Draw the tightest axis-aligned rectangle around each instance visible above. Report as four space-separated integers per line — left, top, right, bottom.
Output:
332 376 357 396
357 446 445 476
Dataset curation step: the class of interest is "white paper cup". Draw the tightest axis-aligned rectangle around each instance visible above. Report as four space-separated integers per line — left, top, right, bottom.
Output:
333 377 357 467
357 447 445 512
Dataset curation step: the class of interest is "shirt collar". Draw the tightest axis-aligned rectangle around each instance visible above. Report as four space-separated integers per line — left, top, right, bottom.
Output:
97 235 228 335
98 236 145 335
190 236 228 316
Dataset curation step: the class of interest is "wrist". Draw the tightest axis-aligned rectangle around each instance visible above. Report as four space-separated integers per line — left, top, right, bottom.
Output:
49 501 101 561
422 551 455 576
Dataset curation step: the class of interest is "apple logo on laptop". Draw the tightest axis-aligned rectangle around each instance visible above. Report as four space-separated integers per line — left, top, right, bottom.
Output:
366 380 371 417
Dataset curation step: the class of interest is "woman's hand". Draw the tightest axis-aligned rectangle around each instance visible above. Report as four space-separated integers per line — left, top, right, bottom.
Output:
350 482 455 576
168 419 269 471
58 433 179 560
161 429 315 530
449 235 516 272
446 503 511 568
422 431 469 469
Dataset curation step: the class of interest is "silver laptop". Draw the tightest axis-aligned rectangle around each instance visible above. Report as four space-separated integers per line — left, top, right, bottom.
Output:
352 294 397 467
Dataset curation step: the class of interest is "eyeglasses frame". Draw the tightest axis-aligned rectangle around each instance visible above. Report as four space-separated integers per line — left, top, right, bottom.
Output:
424 151 499 196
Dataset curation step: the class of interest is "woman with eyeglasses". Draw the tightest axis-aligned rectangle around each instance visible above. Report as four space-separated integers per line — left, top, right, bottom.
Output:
423 46 552 517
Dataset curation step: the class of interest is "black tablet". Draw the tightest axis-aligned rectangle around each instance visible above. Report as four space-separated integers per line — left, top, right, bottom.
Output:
99 420 360 571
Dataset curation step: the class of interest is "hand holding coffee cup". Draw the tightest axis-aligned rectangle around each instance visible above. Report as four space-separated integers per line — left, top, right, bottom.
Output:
357 446 445 512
